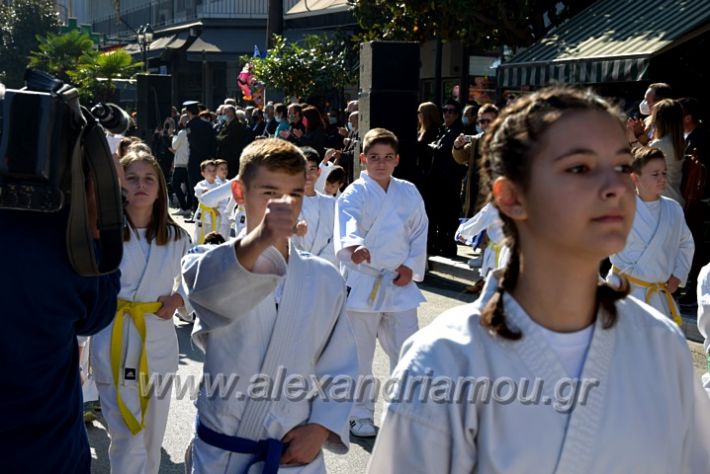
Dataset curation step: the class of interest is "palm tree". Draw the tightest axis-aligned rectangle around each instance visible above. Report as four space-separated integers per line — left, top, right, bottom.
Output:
70 49 142 103
28 29 96 84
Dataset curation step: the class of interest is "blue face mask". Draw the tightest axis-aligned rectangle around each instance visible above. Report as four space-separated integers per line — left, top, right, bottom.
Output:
475 125 483 134
462 116 470 126
329 116 337 125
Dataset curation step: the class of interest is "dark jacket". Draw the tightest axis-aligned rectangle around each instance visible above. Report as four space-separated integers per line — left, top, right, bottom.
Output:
186 117 217 170
0 207 120 473
217 118 254 178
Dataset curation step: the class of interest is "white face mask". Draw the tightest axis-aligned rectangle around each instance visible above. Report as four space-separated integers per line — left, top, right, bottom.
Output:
639 100 651 116
346 122 353 132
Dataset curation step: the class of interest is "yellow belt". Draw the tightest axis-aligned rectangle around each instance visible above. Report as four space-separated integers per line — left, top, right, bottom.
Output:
197 203 219 244
612 266 682 326
111 299 162 435
488 241 503 268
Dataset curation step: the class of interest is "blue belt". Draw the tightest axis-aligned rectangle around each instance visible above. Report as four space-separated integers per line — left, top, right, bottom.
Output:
196 420 287 474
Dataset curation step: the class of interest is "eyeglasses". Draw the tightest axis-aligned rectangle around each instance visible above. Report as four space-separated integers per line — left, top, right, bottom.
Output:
442 108 458 114
367 154 396 163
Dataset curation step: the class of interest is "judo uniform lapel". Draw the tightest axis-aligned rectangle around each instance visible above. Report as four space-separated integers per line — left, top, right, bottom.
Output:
504 293 615 473
236 241 312 440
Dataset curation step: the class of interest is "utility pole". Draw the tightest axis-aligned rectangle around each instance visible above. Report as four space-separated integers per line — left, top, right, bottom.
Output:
266 0 283 49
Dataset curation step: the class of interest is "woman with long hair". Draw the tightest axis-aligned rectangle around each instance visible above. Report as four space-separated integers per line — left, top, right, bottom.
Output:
368 87 710 473
90 150 191 474
416 101 441 173
649 98 686 205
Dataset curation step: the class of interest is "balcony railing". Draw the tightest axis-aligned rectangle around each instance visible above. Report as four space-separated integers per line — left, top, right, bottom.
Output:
92 0 299 39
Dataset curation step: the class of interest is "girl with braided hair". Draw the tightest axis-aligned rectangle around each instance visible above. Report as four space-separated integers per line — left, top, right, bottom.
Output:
367 86 710 473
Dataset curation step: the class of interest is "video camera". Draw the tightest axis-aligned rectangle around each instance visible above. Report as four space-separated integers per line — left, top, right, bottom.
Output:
0 69 124 276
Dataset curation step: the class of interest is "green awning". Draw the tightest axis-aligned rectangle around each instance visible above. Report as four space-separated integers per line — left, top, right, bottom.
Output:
498 0 710 88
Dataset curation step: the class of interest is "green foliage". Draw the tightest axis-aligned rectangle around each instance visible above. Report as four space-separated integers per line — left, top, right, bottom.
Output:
0 0 60 87
70 49 143 103
29 29 97 83
245 33 358 101
349 0 596 49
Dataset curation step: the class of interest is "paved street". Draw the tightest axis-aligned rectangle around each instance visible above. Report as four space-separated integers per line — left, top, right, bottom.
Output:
87 213 707 473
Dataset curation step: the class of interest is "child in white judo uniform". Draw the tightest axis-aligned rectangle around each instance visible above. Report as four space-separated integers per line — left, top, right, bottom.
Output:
182 138 358 473
607 146 694 325
368 87 710 473
455 201 509 279
334 128 428 437
292 147 337 264
697 262 710 396
192 160 222 244
214 159 229 184
90 151 191 474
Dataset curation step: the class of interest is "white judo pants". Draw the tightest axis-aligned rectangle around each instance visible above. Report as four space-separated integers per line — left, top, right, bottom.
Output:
347 308 419 420
97 379 173 474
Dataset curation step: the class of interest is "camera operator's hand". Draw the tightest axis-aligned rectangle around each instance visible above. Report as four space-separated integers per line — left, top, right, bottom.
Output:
155 293 184 319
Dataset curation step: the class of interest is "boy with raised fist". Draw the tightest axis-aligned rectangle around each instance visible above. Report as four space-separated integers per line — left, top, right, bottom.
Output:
182 138 357 473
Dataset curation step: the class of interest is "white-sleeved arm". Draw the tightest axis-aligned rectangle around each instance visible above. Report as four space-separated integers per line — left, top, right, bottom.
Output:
173 233 194 317
315 162 333 194
172 131 186 150
200 178 235 208
696 265 710 374
456 203 494 241
673 217 695 286
182 242 283 351
334 190 366 262
404 193 429 282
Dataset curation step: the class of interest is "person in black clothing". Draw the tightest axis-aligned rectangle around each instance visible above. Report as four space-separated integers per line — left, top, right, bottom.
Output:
151 118 175 194
284 103 306 142
251 108 266 136
678 97 710 304
263 103 278 136
217 105 254 179
416 101 442 192
0 196 120 472
292 105 327 158
184 101 217 211
425 99 466 258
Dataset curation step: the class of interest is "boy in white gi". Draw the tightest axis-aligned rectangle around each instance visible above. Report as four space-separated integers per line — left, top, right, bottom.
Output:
192 160 222 244
183 138 357 473
334 128 428 437
214 159 229 184
608 146 694 325
293 147 337 264
455 201 509 280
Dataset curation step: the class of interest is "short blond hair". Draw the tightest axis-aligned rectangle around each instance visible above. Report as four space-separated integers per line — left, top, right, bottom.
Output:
239 138 306 187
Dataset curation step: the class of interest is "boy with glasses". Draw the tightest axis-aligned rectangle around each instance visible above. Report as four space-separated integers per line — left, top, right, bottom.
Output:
335 128 429 437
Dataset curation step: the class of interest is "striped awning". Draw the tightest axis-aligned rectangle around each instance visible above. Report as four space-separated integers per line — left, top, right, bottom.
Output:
498 0 710 88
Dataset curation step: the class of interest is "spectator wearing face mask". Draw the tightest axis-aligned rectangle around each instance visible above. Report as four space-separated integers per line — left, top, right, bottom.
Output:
216 105 254 179
273 103 290 139
628 82 673 146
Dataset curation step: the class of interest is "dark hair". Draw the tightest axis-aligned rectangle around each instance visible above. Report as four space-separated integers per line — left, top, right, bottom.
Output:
631 146 666 174
678 97 701 124
239 138 306 187
200 160 216 172
479 86 629 340
302 106 325 132
203 231 226 245
326 165 346 184
362 128 399 154
443 99 462 115
300 146 321 165
649 82 673 101
275 103 287 116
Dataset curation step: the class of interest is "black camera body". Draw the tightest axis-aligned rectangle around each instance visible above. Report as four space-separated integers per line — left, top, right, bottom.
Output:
0 70 124 276
0 80 78 211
